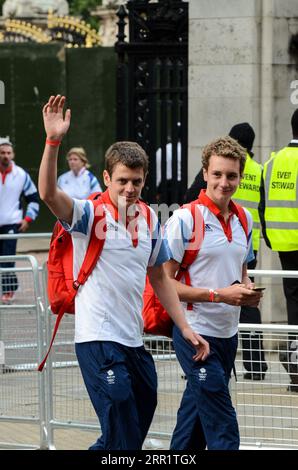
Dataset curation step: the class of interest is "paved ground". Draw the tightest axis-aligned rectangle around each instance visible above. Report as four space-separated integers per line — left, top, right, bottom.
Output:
1 346 298 450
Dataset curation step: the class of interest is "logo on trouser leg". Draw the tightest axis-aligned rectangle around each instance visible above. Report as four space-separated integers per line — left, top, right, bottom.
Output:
198 368 207 381
106 369 115 384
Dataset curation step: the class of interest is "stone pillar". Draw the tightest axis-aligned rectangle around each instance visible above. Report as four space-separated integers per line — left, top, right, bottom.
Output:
189 0 262 183
92 1 127 47
2 0 69 18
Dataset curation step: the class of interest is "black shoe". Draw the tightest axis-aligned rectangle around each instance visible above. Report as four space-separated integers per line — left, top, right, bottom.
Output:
279 344 298 390
243 372 265 381
287 383 298 393
279 349 290 373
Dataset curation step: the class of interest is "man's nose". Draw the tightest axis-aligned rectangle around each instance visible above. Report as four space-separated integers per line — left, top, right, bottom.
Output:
125 181 135 192
220 175 229 185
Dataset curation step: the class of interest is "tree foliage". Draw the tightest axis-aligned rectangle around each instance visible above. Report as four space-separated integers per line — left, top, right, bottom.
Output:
0 0 5 15
0 0 102 29
68 0 102 29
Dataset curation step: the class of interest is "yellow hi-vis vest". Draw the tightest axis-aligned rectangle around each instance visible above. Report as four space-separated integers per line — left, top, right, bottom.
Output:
263 146 298 251
233 153 262 251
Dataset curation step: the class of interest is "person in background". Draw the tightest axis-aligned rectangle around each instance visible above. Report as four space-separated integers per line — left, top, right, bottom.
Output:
260 109 298 392
230 123 268 381
0 139 39 303
155 122 183 205
57 146 102 199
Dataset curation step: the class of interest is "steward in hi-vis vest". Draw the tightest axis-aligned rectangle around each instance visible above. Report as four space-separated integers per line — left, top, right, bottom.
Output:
260 108 298 392
233 153 262 251
261 145 298 252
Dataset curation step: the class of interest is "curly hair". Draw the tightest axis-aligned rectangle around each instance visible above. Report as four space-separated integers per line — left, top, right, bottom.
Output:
202 136 246 176
105 141 149 176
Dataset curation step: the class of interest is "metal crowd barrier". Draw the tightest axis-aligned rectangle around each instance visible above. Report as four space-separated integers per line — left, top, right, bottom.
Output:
0 247 298 449
0 255 47 449
43 265 298 450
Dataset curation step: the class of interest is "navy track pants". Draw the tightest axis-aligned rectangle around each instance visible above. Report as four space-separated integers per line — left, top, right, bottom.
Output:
75 341 157 450
170 326 239 450
0 224 19 293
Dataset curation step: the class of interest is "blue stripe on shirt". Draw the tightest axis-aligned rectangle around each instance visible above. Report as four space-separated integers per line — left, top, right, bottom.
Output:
90 178 98 190
180 216 192 247
23 173 31 193
149 220 170 266
71 200 91 235
245 231 254 264
153 240 170 266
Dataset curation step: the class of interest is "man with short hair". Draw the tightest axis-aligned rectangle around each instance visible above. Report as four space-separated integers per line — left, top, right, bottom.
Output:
0 140 39 302
38 94 209 450
184 124 268 381
164 136 263 450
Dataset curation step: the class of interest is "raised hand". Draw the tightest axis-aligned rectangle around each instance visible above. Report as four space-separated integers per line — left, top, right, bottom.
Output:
43 95 71 141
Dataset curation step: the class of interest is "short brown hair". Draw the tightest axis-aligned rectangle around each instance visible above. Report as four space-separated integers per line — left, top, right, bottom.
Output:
66 147 90 169
202 136 246 176
105 141 149 176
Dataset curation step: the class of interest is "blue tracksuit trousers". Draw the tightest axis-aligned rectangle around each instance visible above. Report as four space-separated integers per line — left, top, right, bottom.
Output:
170 326 239 450
75 341 157 450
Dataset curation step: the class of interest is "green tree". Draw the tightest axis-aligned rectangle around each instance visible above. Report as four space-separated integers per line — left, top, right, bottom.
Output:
68 0 102 29
0 0 5 15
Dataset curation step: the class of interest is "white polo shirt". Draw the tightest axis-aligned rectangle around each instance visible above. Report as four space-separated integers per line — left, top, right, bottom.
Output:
62 193 169 346
164 191 253 338
0 162 39 225
156 142 182 187
58 168 102 199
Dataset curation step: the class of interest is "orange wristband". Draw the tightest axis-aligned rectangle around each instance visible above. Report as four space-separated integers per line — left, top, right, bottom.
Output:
209 289 219 302
209 289 215 302
46 139 61 147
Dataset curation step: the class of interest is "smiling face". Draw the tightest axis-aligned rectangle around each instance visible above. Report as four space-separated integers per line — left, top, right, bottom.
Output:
67 153 85 174
203 154 241 209
103 162 146 208
0 144 14 170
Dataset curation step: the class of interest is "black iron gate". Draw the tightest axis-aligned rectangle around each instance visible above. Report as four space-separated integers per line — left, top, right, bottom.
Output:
115 0 188 205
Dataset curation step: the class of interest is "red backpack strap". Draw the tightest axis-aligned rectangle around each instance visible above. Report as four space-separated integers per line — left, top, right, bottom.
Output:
138 200 152 234
38 198 106 372
176 200 205 310
234 203 248 240
38 303 67 372
88 191 102 201
75 197 106 287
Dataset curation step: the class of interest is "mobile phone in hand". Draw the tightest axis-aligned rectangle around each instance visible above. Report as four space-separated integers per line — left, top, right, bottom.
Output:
252 286 266 291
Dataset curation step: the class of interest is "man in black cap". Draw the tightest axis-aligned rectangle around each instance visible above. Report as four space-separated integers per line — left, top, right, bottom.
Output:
231 123 268 380
184 123 268 380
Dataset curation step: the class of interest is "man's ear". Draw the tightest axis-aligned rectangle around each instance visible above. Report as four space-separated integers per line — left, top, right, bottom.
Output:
203 168 208 182
103 169 111 187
